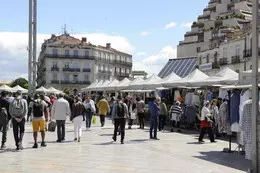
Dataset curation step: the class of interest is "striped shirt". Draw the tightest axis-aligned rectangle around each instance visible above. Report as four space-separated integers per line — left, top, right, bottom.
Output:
170 105 183 115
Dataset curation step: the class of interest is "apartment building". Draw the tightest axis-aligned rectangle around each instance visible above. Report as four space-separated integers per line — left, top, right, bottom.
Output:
37 33 132 93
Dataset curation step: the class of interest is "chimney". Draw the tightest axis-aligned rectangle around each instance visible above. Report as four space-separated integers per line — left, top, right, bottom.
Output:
106 43 111 49
82 37 87 43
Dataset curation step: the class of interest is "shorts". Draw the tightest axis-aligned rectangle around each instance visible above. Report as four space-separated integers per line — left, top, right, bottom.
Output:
32 120 46 132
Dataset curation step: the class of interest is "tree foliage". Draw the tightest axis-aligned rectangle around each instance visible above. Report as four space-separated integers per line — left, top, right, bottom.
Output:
10 78 28 89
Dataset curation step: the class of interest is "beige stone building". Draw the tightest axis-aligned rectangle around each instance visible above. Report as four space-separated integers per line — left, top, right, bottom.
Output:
37 33 132 93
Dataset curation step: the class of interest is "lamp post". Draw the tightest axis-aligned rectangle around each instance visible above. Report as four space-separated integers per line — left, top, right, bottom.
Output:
252 0 259 172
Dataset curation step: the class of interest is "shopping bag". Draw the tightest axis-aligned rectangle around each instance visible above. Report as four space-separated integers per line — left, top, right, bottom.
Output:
92 115 97 124
131 112 136 119
48 121 56 132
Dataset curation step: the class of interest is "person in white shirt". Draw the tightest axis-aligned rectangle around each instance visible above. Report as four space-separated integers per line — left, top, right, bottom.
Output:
51 93 71 142
84 95 96 129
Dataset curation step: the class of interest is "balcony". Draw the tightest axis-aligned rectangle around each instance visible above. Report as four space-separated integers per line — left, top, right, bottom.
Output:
63 68 80 72
60 81 91 84
51 80 60 84
83 68 91 72
98 70 112 75
219 58 228 65
45 54 95 60
51 67 59 71
113 60 133 67
114 72 130 77
231 55 241 64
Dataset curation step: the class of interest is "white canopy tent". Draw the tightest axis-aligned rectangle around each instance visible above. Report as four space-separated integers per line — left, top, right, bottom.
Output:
12 85 28 93
103 79 120 91
46 87 62 94
0 85 15 92
130 74 161 90
81 80 98 92
123 78 144 92
189 67 239 86
35 86 48 93
152 72 181 88
96 80 112 91
164 69 209 87
113 78 131 91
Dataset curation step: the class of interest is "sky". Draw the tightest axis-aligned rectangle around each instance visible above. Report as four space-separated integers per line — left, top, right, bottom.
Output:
0 0 209 81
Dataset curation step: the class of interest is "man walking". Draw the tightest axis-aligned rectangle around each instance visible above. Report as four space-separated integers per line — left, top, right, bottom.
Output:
0 91 11 149
9 90 28 150
149 97 160 140
51 93 71 142
28 94 48 148
97 95 110 127
112 95 128 144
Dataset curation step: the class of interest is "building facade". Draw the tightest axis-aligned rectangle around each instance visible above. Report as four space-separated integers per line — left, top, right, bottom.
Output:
37 33 132 93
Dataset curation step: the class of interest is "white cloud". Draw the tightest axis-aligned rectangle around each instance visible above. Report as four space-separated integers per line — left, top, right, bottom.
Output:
164 22 177 29
180 22 192 28
133 46 177 75
135 52 147 56
140 32 151 36
0 32 134 81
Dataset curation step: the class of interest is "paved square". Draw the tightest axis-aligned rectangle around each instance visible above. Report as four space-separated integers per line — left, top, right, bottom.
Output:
0 118 250 173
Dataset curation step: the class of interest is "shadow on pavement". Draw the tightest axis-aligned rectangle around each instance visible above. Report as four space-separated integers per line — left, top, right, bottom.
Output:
186 142 204 145
99 134 113 136
0 147 33 153
193 151 251 172
44 140 75 144
92 141 114 145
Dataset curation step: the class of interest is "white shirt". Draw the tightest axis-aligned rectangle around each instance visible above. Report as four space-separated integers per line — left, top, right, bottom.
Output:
51 98 71 120
201 106 212 121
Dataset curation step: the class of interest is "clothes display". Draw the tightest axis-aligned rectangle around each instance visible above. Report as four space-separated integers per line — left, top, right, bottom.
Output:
230 90 241 125
218 89 228 99
191 94 200 105
218 101 231 135
184 105 197 124
205 91 213 102
184 92 193 105
174 90 181 101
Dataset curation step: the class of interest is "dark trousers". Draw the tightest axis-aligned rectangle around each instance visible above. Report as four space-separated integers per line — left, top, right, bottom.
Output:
150 117 158 138
100 115 105 127
138 112 145 129
12 118 25 146
0 115 9 145
159 115 166 131
86 112 93 128
113 118 126 141
199 127 215 142
56 120 65 141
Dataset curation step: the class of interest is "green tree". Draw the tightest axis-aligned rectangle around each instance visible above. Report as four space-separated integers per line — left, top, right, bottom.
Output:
10 78 28 89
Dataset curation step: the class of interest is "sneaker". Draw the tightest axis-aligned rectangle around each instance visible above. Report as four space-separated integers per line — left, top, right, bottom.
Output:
56 139 62 143
78 137 81 142
198 140 205 143
74 138 78 141
171 129 174 132
121 141 124 144
154 137 160 140
41 142 47 147
1 144 6 149
18 142 23 150
150 136 154 139
112 136 116 142
32 143 38 148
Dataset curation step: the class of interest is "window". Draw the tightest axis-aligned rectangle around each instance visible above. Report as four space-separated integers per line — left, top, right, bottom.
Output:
85 50 89 57
64 62 69 68
98 65 101 72
65 49 70 56
98 52 101 61
223 48 227 58
206 54 209 63
52 74 57 81
199 56 202 65
84 75 89 81
73 75 78 82
108 54 111 62
64 74 69 81
73 62 78 69
52 49 58 56
235 69 240 73
235 45 240 56
53 61 58 68
103 65 105 71
126 69 129 74
214 52 218 63
74 50 78 57
84 63 89 68
197 47 201 52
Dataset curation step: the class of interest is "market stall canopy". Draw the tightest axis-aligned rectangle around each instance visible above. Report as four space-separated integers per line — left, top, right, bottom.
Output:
96 80 111 91
12 85 28 93
46 87 62 94
0 85 15 92
36 86 48 93
164 69 209 87
152 72 181 88
104 79 120 91
113 78 131 91
189 67 239 86
81 80 98 92
130 74 161 90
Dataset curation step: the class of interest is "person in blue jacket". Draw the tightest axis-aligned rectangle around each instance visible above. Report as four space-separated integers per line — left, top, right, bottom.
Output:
149 97 160 140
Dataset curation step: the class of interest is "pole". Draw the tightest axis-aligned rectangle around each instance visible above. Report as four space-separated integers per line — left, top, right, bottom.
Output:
28 0 33 97
32 0 37 95
252 0 259 172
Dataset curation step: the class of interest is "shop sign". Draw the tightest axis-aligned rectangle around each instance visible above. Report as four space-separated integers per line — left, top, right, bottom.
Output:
199 63 212 70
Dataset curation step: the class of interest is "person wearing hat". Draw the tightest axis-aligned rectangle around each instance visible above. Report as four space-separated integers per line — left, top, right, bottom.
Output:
198 100 216 143
97 95 110 127
169 101 183 132
112 95 129 144
9 90 28 150
0 91 11 149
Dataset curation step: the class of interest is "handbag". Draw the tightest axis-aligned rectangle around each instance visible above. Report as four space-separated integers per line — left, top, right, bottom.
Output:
92 115 97 124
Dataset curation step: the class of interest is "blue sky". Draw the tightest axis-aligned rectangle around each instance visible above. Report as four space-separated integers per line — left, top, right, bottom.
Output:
0 0 209 81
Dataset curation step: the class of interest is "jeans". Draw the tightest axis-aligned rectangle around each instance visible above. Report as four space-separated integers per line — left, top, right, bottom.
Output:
99 115 105 127
150 117 158 138
56 120 65 141
85 112 93 128
73 116 83 138
138 112 145 129
199 127 215 142
113 118 126 142
12 118 25 146
159 115 166 131
0 113 9 145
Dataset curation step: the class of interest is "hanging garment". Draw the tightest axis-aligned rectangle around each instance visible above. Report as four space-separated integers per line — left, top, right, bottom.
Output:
191 94 200 106
230 90 241 124
184 92 193 106
205 91 213 102
218 101 231 135
185 105 197 124
218 89 228 100
174 90 181 101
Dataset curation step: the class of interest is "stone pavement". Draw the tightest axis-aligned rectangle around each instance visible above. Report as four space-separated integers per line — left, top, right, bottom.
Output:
0 118 251 173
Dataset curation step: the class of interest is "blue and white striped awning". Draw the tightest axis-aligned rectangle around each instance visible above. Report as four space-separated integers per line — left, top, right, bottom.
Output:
158 57 197 78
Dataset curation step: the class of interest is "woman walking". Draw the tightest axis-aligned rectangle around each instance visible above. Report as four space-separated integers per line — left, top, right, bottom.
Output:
136 97 145 129
84 95 96 129
71 96 85 142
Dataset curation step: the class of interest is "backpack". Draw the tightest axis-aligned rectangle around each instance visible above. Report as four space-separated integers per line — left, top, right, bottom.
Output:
33 100 43 117
11 99 24 118
117 102 125 117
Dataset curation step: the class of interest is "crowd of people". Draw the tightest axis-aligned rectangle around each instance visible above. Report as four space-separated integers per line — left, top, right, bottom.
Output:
0 89 221 150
